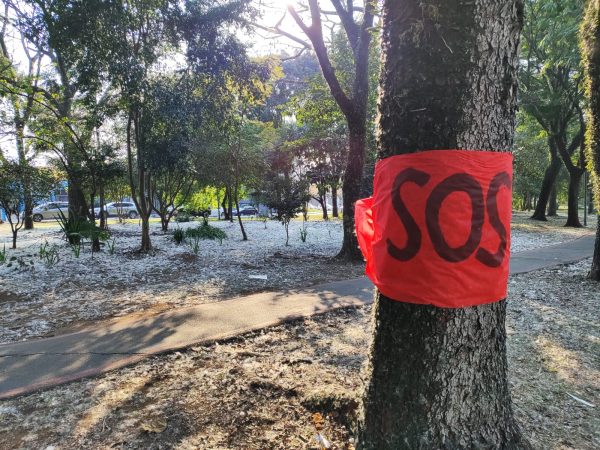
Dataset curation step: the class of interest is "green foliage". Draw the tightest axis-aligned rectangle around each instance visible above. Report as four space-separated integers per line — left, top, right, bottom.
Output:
188 235 201 255
70 242 82 258
581 0 600 209
173 228 185 245
0 244 6 265
300 222 308 243
38 242 59 267
107 238 117 255
55 210 109 247
185 223 227 244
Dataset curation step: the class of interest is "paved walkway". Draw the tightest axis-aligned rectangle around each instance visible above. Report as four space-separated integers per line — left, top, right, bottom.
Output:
0 235 595 400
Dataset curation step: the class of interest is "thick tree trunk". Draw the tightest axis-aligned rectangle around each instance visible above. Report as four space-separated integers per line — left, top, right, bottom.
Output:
548 185 558 216
331 185 339 218
531 156 561 221
356 1 526 449
590 220 600 280
565 169 583 227
337 127 366 260
581 0 600 279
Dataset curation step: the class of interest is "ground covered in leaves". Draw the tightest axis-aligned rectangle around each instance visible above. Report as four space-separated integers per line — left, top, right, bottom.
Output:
0 212 594 344
0 255 597 449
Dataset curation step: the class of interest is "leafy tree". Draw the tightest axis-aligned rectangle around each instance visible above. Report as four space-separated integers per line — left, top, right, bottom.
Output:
356 1 526 448
262 147 309 246
273 0 376 260
1 0 118 226
0 7 42 230
0 157 56 248
520 0 586 225
581 0 600 279
513 112 553 210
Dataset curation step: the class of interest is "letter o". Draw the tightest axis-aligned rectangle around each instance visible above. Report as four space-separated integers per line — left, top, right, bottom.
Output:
425 173 485 262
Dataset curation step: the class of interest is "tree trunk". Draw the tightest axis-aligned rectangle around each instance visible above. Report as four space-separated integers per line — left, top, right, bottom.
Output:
565 169 583 227
531 155 561 221
547 185 558 216
99 185 107 230
581 0 600 279
337 127 366 260
140 217 151 252
331 185 339 218
317 193 329 220
356 1 526 449
234 182 247 241
12 230 17 250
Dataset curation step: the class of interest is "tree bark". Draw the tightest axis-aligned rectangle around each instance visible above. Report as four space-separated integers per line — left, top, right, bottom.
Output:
331 185 339 218
338 127 366 260
581 0 600 279
356 1 527 448
531 154 561 221
547 185 558 216
565 169 583 227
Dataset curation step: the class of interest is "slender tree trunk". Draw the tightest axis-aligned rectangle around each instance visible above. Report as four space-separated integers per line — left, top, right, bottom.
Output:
565 169 584 227
548 185 558 216
11 230 17 249
331 185 339 218
356 1 526 448
531 155 561 221
99 185 106 230
234 181 247 241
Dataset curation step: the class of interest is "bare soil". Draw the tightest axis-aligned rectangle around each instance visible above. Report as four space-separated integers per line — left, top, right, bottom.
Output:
0 257 597 449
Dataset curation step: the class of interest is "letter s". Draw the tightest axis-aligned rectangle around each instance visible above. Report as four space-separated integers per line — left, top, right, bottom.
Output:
387 168 430 261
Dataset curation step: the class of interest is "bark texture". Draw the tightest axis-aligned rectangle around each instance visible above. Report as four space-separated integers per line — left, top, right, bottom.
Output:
582 0 600 280
356 1 527 448
531 142 561 221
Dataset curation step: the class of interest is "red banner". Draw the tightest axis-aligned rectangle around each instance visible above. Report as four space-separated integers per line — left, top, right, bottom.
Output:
355 150 513 308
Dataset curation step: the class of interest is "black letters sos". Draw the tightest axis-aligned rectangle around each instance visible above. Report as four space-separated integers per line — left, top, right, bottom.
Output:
386 168 510 267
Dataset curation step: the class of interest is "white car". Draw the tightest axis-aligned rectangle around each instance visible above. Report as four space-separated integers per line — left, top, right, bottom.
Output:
95 202 139 219
32 202 70 222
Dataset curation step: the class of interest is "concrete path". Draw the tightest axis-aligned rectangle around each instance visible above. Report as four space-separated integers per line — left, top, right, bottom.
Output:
0 234 595 400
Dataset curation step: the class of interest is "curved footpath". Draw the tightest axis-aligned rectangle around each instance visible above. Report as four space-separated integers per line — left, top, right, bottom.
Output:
0 234 595 400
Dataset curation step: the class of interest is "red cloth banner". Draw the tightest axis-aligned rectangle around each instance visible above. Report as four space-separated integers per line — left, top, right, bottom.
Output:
355 150 513 308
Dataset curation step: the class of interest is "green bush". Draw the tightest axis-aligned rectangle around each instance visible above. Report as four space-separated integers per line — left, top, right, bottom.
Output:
56 210 109 245
185 222 227 244
173 228 185 244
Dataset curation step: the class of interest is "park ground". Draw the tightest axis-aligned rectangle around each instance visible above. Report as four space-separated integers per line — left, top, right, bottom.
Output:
0 211 598 449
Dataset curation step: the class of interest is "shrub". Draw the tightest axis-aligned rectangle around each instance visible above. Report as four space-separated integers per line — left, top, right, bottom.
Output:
185 223 227 244
56 210 109 245
188 235 200 254
0 244 6 264
107 238 117 255
300 224 308 243
173 228 185 244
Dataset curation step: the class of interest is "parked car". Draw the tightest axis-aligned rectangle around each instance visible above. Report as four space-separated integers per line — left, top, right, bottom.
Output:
32 202 70 222
94 202 139 219
231 205 258 217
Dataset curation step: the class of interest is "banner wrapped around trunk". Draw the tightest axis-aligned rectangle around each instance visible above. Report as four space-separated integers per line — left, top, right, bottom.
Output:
355 150 513 308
